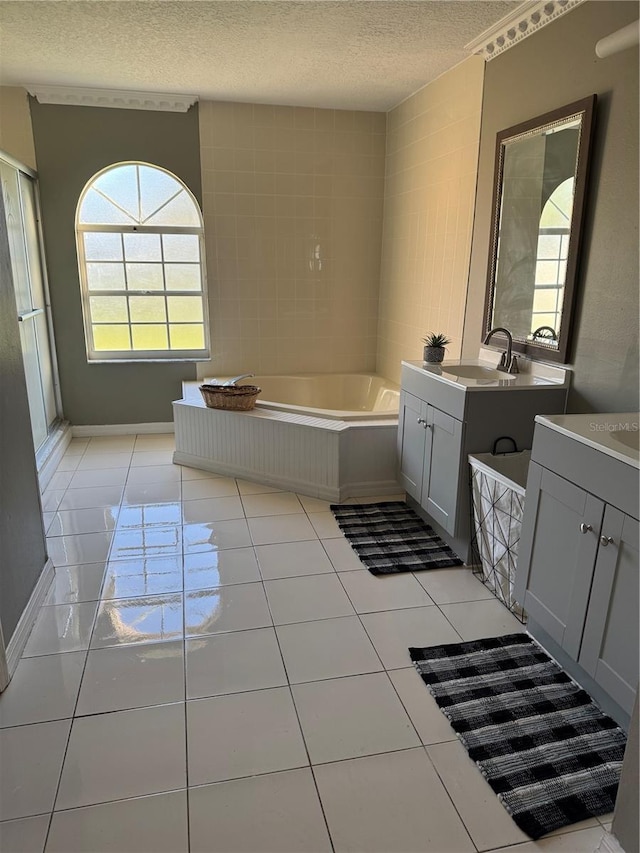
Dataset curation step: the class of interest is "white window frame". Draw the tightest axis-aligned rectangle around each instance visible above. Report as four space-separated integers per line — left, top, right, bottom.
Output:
76 162 210 363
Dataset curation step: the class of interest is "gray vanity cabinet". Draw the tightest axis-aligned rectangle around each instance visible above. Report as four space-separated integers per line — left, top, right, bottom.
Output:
515 418 639 724
579 508 639 716
398 362 569 563
398 391 462 535
514 464 604 658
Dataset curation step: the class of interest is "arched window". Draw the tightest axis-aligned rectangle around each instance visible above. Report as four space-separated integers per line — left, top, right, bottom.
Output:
76 162 209 361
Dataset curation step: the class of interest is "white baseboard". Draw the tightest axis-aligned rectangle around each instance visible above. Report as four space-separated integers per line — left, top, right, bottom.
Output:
597 831 625 853
72 422 174 437
4 559 55 679
339 480 403 501
173 450 340 500
37 421 72 492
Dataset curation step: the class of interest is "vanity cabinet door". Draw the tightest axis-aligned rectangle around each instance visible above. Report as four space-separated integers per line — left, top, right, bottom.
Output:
516 464 604 656
422 405 463 536
397 391 427 502
579 508 639 715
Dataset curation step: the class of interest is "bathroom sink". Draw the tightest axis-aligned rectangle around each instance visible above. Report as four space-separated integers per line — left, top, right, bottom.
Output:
441 365 517 382
610 429 640 450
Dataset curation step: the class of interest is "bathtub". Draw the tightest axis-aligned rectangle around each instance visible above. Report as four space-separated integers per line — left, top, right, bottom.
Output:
173 373 401 501
218 373 399 420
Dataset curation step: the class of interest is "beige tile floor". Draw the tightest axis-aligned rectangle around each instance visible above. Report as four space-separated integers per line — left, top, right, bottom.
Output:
0 434 614 853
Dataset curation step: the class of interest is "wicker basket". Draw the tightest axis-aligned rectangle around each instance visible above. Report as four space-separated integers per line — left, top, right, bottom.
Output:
199 384 262 411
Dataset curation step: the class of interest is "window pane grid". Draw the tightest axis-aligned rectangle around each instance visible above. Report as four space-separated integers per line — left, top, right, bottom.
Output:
77 163 208 361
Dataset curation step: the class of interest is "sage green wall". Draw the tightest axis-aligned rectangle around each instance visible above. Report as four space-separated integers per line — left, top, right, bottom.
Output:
29 101 202 425
463 1 639 413
0 190 47 645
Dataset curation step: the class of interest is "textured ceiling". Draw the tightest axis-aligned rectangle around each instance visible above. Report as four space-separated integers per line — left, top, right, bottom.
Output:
0 1 521 111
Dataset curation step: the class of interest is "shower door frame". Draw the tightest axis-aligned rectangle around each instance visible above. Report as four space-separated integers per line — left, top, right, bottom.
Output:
0 150 64 450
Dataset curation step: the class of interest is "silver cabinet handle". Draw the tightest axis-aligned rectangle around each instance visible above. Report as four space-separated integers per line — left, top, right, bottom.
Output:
580 523 593 534
600 535 615 547
417 418 427 425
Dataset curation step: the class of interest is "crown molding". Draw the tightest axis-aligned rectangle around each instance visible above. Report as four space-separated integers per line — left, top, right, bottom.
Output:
26 85 198 112
465 0 587 61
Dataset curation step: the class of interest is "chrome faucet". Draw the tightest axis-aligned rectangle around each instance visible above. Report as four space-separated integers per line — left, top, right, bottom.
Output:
483 327 519 374
222 373 255 386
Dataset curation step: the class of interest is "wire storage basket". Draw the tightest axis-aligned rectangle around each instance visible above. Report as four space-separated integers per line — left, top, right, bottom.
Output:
469 437 530 623
199 384 262 411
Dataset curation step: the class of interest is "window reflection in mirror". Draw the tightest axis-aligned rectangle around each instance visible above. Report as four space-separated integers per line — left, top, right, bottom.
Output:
485 96 596 364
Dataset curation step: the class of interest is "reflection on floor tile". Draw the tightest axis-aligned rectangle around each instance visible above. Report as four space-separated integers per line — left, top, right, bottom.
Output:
109 526 182 561
116 503 182 529
47 532 113 567
57 485 123 511
101 556 183 599
23 601 98 657
183 548 261 589
46 507 118 537
184 584 272 636
182 520 252 552
44 562 106 605
91 594 183 648
77 641 184 716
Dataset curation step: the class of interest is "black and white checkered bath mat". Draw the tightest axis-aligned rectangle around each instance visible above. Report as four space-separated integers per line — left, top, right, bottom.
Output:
409 633 626 840
329 501 463 575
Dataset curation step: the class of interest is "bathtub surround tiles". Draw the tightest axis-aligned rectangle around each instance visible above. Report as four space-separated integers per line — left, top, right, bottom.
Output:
197 101 385 377
377 55 485 383
0 437 612 852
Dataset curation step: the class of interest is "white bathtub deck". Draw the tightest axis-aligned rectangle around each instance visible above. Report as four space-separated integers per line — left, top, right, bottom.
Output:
173 396 400 501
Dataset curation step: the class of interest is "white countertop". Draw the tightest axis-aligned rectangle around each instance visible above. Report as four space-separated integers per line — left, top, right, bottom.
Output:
535 413 640 469
403 350 570 391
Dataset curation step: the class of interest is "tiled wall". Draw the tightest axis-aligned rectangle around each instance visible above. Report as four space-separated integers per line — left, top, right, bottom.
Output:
376 57 485 383
197 101 386 377
0 87 36 170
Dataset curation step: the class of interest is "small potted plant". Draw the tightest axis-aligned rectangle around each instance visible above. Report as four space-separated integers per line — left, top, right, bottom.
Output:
422 332 451 364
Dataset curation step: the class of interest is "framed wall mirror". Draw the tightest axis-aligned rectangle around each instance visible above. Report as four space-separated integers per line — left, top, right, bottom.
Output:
483 95 596 363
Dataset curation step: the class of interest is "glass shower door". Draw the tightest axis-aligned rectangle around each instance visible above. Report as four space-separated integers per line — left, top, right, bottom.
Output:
1 158 60 451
